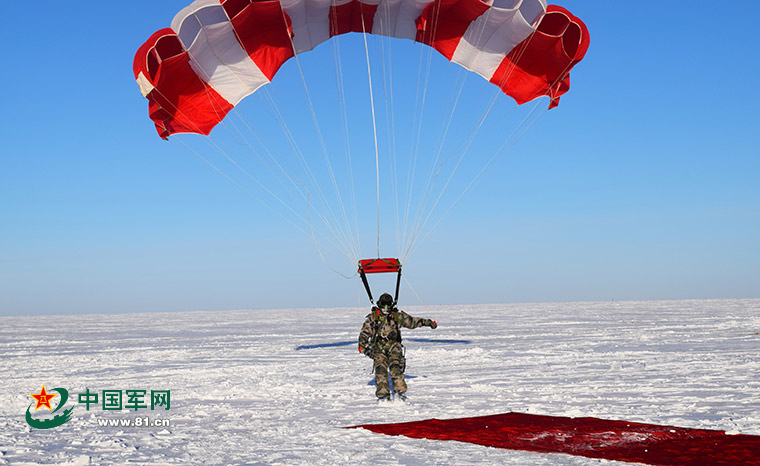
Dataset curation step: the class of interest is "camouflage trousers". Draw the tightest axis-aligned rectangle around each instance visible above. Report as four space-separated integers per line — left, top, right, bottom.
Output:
373 342 406 398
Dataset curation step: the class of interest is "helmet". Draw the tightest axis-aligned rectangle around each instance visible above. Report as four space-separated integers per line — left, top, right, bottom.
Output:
377 293 394 314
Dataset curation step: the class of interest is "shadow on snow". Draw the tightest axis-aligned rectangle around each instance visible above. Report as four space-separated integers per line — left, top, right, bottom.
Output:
295 338 471 351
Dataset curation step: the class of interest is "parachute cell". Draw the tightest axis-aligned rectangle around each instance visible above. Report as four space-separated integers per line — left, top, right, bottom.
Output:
134 0 589 139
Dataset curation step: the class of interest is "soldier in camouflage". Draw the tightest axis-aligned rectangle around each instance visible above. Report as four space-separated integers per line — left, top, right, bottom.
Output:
358 293 437 401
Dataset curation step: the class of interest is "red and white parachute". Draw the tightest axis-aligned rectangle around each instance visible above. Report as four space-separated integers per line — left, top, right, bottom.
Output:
134 0 588 139
133 0 589 297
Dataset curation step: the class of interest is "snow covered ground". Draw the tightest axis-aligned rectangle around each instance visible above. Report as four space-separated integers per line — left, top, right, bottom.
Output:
1 298 758 465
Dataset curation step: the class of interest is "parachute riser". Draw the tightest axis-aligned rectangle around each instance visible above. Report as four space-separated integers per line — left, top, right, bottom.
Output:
357 258 402 306
359 267 375 305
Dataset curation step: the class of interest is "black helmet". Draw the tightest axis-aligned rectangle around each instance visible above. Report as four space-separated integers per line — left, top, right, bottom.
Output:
377 293 394 313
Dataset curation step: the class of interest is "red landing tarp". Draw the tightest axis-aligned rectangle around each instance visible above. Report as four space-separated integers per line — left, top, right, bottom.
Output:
349 412 760 466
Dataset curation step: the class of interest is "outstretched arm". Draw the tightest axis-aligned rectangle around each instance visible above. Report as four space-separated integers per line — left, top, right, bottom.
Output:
397 310 437 329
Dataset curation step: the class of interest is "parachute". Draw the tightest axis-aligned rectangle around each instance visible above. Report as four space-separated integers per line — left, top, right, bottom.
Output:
358 258 402 304
133 0 589 300
134 0 588 139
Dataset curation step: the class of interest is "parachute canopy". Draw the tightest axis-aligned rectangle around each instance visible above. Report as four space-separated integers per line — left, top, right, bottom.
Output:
134 0 589 139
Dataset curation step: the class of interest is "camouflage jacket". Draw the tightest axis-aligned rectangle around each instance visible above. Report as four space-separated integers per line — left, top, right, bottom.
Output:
358 308 434 352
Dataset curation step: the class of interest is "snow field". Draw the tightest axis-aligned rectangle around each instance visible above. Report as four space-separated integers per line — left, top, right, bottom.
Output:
1 298 758 465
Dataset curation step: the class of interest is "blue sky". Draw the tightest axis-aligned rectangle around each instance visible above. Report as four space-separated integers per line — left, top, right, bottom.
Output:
1 1 758 316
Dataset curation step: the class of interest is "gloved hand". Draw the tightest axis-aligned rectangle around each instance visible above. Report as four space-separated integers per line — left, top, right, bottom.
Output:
359 346 374 358
426 319 437 329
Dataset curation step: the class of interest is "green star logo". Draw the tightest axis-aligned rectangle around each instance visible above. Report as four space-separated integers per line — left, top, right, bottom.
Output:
26 385 74 429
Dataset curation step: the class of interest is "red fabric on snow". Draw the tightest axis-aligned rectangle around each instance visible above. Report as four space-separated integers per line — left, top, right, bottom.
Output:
349 412 760 466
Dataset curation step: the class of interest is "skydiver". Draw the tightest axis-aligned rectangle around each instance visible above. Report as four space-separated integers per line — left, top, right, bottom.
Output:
358 293 437 401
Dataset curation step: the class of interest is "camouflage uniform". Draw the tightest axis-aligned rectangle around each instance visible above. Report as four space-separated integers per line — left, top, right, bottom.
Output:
358 307 436 399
